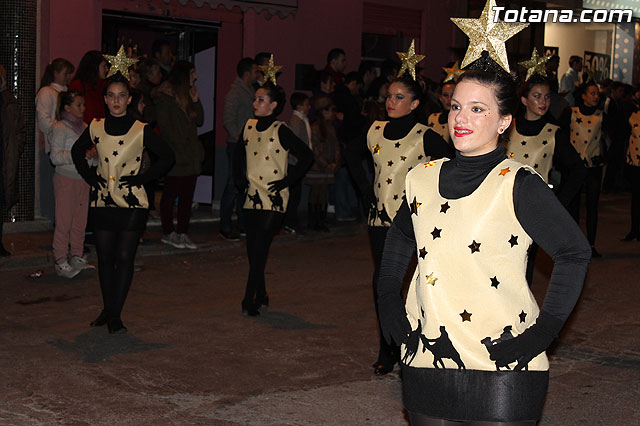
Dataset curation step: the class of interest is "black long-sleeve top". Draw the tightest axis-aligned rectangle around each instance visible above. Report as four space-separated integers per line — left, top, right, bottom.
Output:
232 114 314 190
514 114 586 207
345 113 454 199
379 146 590 324
72 112 175 186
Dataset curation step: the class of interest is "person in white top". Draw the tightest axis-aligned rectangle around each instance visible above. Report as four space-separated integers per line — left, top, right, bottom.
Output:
559 56 582 107
36 58 75 152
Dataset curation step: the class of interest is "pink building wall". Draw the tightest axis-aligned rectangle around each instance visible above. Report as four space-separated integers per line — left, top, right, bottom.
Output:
39 0 465 146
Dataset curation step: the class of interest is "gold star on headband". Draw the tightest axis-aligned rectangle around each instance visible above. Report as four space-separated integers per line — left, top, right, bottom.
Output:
259 54 283 86
518 48 549 81
451 0 529 73
103 45 138 80
396 39 425 80
443 61 465 83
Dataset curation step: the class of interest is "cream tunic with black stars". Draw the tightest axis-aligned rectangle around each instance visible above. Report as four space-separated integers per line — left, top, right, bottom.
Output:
506 119 558 183
90 119 148 209
243 119 289 212
569 106 603 168
427 113 451 145
368 120 429 227
402 158 548 372
627 111 640 167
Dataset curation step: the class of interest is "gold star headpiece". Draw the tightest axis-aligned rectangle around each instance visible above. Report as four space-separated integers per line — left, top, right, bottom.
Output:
518 48 549 81
259 54 283 86
103 45 139 81
443 61 465 83
451 0 529 73
396 39 425 80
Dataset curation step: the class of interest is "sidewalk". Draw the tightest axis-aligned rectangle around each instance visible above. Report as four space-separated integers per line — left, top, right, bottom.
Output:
0 205 366 272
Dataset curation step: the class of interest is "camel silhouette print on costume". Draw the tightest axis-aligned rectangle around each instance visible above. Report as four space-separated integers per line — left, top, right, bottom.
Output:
377 204 392 225
481 325 522 371
248 190 263 209
123 187 141 207
101 192 117 207
402 319 423 366
369 202 378 224
420 325 466 370
268 190 284 211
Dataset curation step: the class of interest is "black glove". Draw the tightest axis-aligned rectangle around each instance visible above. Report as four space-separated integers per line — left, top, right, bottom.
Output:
86 169 107 189
489 311 563 371
377 293 411 346
267 177 289 193
119 174 147 189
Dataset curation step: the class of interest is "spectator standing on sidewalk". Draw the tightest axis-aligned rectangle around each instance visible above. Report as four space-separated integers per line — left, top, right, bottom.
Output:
221 58 258 241
49 90 95 277
36 58 75 154
69 51 108 123
155 61 204 250
0 65 27 257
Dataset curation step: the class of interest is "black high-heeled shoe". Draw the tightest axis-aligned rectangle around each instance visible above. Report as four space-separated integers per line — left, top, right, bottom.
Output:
621 232 640 242
107 318 127 334
256 294 269 315
241 300 260 317
90 310 108 327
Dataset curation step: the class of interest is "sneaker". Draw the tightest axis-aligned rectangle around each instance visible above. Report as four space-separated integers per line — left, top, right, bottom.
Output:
55 259 81 278
161 231 185 249
283 225 297 235
179 233 197 249
69 255 95 271
219 230 240 242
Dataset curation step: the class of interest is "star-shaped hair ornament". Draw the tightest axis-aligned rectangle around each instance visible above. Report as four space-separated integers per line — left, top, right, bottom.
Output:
451 0 529 73
396 39 425 80
443 61 465 83
259 54 283 86
103 45 139 80
518 48 549 81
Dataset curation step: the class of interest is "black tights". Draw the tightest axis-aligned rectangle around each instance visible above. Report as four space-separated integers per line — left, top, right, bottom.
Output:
569 166 602 245
369 226 399 365
627 165 640 234
243 209 283 305
94 229 141 320
408 413 535 426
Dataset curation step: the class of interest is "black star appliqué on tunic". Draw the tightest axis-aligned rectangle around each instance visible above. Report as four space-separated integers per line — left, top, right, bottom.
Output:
490 276 500 288
118 140 124 145
419 247 427 259
523 154 529 159
270 138 275 142
112 151 119 157
400 155 407 161
410 197 421 215
388 160 394 167
258 137 261 142
417 154 424 160
576 117 582 124
440 202 450 213
244 139 249 146
375 125 381 130
135 156 141 162
460 310 472 322
417 129 423 134
104 158 109 163
273 170 278 174
542 140 548 145
521 141 527 146
386 178 392 184
519 311 527 323
431 227 442 239
508 234 519 247
121 162 126 168
468 240 481 253
93 136 100 144
393 194 399 200
394 142 401 148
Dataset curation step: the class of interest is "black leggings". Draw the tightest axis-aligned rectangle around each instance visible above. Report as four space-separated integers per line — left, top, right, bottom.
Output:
369 226 399 365
243 209 283 305
94 229 141 320
569 166 602 245
408 413 535 426
626 165 640 234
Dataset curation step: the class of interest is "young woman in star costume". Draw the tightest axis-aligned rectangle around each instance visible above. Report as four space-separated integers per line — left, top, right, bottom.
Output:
560 81 610 258
376 63 591 425
506 74 586 283
622 109 640 241
345 74 453 376
72 73 175 334
427 80 456 146
233 81 313 316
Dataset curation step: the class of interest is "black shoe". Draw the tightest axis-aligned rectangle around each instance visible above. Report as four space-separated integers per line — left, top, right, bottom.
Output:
219 230 241 242
373 362 395 376
621 232 640 242
241 300 260 316
90 311 108 327
107 318 127 334
256 294 269 315
591 246 602 258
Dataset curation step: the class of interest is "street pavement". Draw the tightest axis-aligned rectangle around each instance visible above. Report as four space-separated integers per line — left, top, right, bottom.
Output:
0 194 638 425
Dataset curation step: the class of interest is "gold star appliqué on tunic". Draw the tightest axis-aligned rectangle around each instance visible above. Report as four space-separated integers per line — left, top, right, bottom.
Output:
411 197 421 215
425 273 438 286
